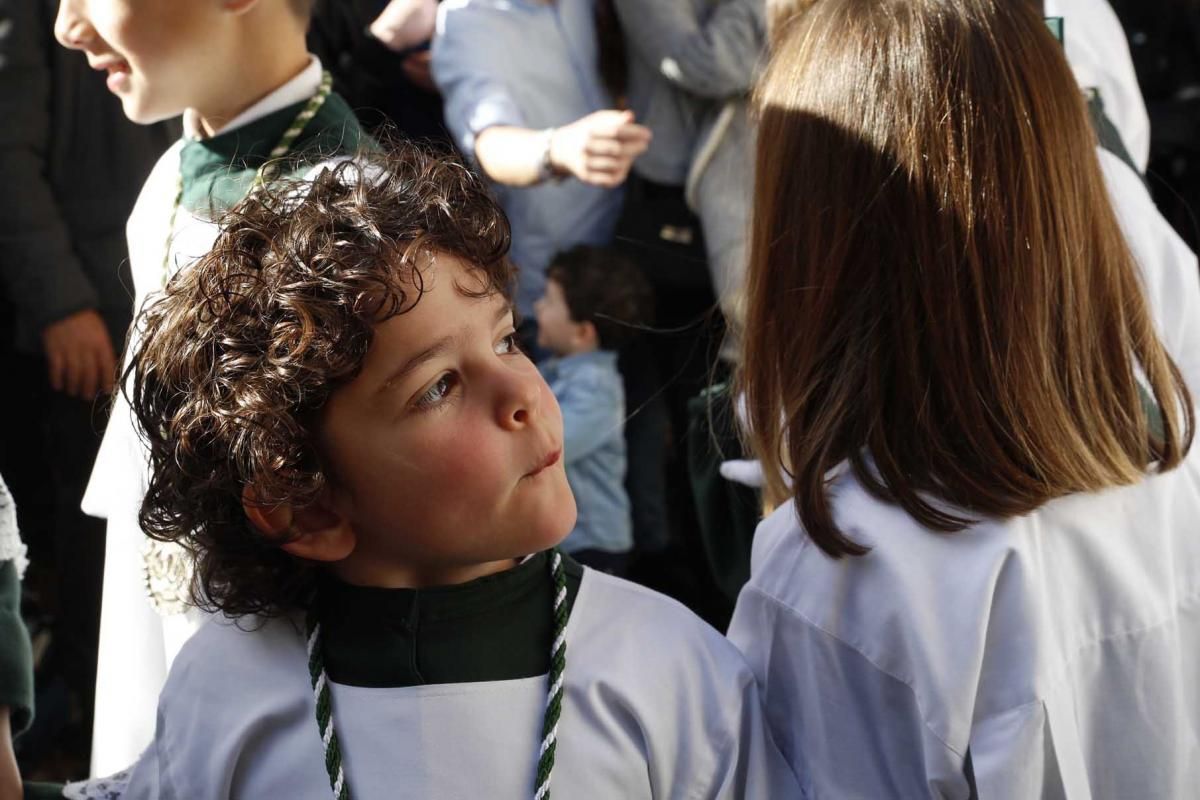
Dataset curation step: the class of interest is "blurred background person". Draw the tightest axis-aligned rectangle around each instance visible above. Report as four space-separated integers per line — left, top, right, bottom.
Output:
309 0 451 143
431 0 650 334
0 0 173 776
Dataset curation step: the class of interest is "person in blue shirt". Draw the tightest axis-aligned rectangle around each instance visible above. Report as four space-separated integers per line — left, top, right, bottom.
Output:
534 246 652 576
431 0 651 323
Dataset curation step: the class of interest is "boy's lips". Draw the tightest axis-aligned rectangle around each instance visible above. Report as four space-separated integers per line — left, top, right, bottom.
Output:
90 58 132 93
524 448 562 479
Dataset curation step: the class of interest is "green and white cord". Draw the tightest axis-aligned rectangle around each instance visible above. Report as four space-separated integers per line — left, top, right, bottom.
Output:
161 70 333 286
306 549 570 800
307 614 349 800
534 549 568 800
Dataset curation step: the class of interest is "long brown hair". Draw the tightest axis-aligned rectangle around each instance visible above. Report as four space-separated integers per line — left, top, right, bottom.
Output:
741 0 1194 557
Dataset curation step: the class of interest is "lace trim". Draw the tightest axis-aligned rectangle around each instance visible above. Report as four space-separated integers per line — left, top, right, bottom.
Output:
141 538 193 617
63 769 131 799
0 478 28 579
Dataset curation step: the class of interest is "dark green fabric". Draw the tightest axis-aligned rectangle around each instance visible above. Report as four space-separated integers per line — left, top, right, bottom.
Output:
179 90 367 215
315 552 583 688
23 782 65 799
0 561 33 736
1087 88 1146 186
686 383 761 610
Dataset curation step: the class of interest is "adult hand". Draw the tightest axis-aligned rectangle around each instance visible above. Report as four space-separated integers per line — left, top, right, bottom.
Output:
549 110 652 188
41 309 117 399
368 0 438 53
0 707 19 800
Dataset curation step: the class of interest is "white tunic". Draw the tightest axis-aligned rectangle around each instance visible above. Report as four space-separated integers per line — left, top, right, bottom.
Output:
729 451 1200 798
1047 0 1151 171
80 58 341 776
95 569 800 799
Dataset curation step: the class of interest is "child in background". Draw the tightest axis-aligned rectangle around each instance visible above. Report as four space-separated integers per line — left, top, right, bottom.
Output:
534 247 652 576
50 150 796 799
53 0 367 773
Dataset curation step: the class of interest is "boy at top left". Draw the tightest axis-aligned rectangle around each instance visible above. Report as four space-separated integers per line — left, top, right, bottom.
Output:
53 0 368 774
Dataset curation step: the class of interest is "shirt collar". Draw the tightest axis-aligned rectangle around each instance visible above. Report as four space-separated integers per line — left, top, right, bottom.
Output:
183 55 324 141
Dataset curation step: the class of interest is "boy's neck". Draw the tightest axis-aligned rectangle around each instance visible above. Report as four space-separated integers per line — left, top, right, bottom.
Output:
192 46 312 138
329 555 522 591
553 341 600 359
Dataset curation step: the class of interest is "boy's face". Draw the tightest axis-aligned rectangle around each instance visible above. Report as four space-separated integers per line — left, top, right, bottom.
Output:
55 0 224 124
533 278 589 356
318 254 577 585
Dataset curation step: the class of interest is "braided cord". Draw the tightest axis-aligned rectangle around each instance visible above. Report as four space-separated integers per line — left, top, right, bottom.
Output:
534 549 569 800
160 171 184 286
306 550 569 800
306 609 350 800
161 70 333 286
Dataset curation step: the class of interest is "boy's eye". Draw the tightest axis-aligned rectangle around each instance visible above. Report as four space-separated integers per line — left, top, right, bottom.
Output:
415 373 457 409
496 333 520 355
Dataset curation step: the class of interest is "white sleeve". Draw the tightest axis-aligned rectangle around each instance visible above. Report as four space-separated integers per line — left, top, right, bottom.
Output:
1098 148 1200 395
431 6 527 158
968 702 1081 799
677 652 804 800
727 586 974 799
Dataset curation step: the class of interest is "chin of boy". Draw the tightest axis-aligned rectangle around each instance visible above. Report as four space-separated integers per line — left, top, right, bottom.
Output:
241 485 356 563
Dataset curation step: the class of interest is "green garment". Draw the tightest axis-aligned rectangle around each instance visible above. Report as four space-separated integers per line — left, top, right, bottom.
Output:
315 551 584 688
179 90 368 216
686 383 760 617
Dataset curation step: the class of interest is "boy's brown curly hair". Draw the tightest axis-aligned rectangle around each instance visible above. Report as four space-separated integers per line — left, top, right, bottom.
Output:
129 148 513 618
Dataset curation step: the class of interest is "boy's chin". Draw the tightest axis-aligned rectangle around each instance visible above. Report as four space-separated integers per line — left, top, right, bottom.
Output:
121 96 183 127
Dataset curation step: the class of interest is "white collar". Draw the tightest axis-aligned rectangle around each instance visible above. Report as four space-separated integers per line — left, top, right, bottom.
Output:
183 55 324 141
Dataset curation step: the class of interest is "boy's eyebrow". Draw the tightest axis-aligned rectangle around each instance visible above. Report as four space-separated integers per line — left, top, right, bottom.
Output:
380 337 454 394
378 301 515 393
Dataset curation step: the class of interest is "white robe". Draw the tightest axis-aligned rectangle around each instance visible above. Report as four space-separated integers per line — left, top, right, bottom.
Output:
80 58 345 776
1047 0 1151 171
78 569 800 799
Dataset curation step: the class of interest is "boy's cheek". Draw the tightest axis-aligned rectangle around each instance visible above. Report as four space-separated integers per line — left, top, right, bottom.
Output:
542 386 565 435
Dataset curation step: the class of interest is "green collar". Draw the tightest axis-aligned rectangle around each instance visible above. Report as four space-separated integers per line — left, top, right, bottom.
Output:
179 90 366 215
315 551 583 688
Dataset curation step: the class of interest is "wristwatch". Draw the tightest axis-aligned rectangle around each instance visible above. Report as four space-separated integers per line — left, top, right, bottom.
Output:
536 128 561 183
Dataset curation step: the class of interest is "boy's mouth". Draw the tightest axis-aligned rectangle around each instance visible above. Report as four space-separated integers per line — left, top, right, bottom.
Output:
524 448 562 479
91 58 132 92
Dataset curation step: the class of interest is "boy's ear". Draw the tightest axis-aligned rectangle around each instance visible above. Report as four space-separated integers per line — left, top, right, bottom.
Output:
241 484 357 563
575 319 600 350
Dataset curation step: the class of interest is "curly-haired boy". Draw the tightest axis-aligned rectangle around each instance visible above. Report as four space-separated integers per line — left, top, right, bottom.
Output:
65 149 797 799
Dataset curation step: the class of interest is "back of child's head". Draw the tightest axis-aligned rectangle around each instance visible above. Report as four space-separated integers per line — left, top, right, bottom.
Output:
545 246 652 351
130 147 513 617
743 0 1194 556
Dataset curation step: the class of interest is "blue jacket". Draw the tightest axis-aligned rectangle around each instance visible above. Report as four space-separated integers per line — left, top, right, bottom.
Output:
540 351 632 555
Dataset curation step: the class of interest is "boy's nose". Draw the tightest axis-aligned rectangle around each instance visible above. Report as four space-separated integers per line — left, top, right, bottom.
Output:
496 367 543 431
54 0 93 50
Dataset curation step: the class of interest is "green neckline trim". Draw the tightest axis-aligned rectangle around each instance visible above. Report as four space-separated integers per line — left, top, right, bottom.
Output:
178 91 366 216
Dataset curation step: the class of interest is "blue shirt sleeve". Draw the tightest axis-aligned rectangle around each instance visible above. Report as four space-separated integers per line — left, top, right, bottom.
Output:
432 4 529 157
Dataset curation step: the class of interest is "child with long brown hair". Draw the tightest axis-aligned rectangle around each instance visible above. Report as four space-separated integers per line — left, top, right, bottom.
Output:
727 0 1200 796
